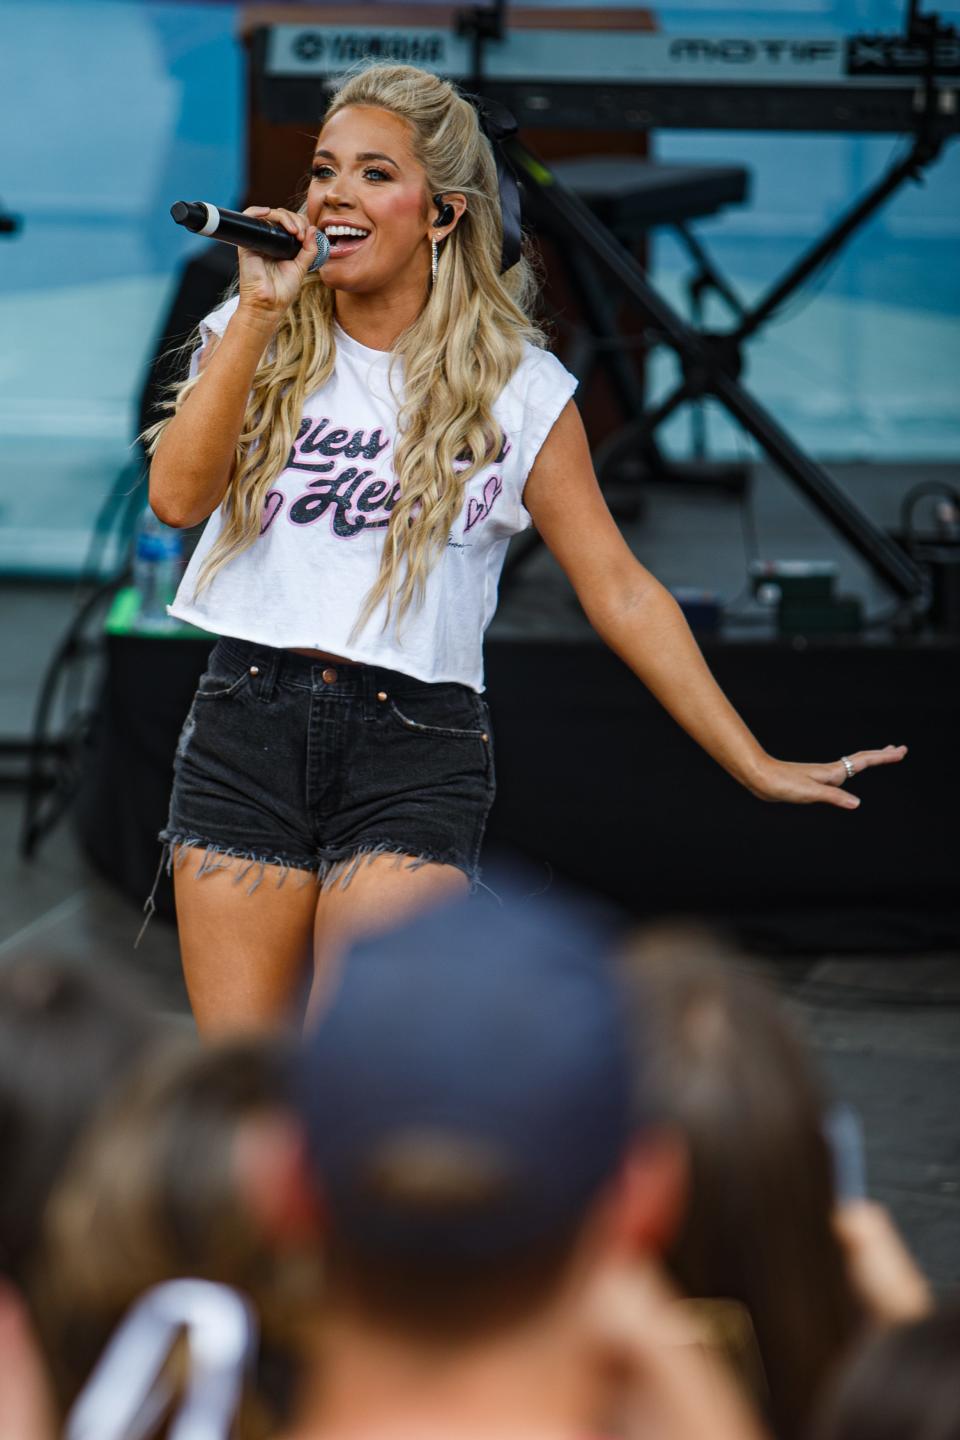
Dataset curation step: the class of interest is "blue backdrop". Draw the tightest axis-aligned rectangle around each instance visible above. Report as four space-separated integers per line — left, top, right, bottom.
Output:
0 0 957 573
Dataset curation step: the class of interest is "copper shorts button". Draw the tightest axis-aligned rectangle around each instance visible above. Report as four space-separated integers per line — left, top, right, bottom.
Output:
322 667 338 684
249 666 260 676
377 691 388 702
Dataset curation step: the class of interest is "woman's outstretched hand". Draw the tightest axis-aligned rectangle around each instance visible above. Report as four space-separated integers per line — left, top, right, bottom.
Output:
748 744 908 809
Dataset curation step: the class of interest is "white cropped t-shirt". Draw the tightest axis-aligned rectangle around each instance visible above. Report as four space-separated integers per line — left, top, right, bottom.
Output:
169 295 578 692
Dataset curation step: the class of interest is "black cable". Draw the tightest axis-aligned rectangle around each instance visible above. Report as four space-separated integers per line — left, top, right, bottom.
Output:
20 574 125 857
80 458 146 586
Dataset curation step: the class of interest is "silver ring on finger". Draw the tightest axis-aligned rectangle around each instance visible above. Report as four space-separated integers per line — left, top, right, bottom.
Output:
841 755 856 782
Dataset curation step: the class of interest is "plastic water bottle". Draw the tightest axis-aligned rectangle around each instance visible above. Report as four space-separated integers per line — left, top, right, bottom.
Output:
132 506 183 632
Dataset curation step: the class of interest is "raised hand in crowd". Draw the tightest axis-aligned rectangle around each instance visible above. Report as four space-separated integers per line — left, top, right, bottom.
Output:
833 1199 933 1327
586 1261 771 1440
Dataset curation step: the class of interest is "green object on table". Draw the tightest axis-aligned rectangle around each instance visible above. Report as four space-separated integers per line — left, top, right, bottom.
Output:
105 586 216 640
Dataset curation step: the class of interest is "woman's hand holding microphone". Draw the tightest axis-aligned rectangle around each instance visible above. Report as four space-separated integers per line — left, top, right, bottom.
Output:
235 206 324 324
152 202 327 527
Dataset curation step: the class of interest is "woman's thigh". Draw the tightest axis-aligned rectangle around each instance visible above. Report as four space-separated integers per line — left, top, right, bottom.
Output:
163 643 491 1030
174 847 319 1036
307 855 469 1023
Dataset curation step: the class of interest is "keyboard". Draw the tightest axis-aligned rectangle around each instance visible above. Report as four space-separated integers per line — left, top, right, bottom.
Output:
256 24 960 134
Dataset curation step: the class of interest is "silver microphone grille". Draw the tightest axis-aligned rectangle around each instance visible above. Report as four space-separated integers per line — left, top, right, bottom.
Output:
310 231 331 270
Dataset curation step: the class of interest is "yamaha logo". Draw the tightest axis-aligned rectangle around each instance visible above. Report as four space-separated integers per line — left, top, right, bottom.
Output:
291 30 447 67
293 33 326 62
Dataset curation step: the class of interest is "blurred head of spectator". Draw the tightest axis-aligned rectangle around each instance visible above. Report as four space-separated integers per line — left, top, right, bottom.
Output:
270 889 687 1440
0 955 161 1296
813 1304 960 1440
35 1034 318 1435
0 956 165 1440
621 926 863 1440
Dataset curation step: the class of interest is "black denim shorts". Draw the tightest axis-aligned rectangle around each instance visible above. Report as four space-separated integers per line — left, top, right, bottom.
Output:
159 638 496 893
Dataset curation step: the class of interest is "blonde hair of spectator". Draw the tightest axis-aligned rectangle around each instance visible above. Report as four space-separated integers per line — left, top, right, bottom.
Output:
33 1037 320 1435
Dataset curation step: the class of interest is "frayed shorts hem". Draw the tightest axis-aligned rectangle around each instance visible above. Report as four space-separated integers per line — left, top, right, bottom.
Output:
138 832 478 947
159 831 478 888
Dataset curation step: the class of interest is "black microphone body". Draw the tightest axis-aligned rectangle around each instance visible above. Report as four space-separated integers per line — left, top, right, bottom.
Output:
171 200 313 261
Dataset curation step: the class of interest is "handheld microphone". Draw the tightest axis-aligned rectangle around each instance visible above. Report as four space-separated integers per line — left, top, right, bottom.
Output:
170 201 330 268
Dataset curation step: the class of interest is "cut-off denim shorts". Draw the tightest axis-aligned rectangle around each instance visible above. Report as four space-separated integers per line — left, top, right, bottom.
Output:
156 637 496 902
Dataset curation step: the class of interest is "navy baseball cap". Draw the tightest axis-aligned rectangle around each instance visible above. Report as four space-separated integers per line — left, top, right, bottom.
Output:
293 884 636 1260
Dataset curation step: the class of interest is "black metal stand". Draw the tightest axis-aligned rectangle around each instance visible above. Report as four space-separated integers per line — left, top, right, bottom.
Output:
507 134 926 603
457 0 507 86
636 125 948 455
523 188 749 506
620 0 956 478
480 0 959 605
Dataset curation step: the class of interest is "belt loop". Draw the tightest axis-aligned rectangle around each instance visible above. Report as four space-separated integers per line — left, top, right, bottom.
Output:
365 664 384 720
253 646 279 703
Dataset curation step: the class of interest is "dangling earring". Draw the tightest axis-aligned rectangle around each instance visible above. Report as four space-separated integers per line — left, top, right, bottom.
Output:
431 235 439 288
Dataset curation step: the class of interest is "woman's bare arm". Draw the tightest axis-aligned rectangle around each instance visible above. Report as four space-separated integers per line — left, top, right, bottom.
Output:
149 311 279 528
149 204 318 529
524 401 907 806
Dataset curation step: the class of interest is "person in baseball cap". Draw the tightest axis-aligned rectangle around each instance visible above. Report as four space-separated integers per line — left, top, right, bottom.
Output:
294 884 637 1263
266 882 689 1440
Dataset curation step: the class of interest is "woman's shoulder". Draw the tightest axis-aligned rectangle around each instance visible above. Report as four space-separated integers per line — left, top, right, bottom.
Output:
502 340 579 413
499 341 580 479
186 294 241 378
515 339 576 384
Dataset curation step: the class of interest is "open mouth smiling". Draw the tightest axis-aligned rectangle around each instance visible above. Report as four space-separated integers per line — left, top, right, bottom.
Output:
321 223 372 255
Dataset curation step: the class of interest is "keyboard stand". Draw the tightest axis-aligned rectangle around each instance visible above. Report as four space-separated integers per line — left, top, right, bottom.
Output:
533 156 752 505
503 133 929 607
625 125 952 475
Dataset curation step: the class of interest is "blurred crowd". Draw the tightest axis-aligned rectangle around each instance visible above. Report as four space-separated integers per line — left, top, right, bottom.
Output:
0 871 953 1440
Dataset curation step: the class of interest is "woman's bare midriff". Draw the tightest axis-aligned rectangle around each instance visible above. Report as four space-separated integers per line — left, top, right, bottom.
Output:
288 647 359 664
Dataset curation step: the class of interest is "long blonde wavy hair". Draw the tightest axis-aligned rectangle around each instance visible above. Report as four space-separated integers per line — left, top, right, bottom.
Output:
145 63 545 633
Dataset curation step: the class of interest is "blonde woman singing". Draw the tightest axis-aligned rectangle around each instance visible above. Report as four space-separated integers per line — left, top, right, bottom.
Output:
148 64 906 1035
